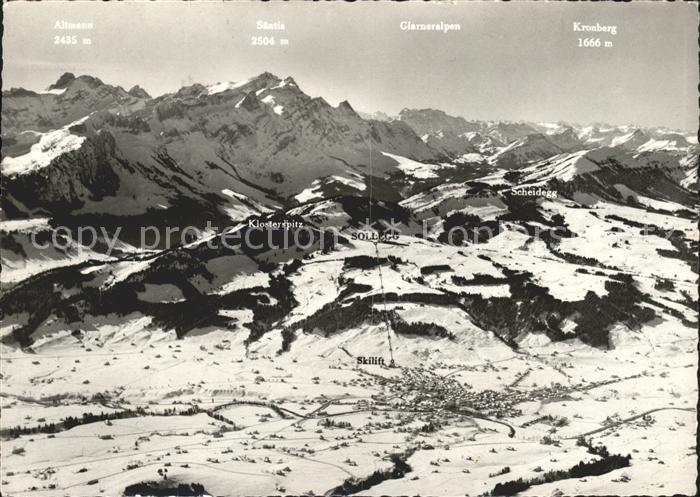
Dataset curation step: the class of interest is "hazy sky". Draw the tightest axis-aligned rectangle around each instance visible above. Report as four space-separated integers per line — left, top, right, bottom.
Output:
3 1 697 129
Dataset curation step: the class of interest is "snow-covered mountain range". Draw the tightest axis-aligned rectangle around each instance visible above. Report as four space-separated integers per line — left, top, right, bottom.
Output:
0 72 697 496
1 71 697 349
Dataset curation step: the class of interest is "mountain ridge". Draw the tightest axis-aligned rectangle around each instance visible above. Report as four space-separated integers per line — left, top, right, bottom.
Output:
1 71 697 355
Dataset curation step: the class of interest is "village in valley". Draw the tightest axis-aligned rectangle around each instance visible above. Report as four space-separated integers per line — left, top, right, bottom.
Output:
1 306 695 496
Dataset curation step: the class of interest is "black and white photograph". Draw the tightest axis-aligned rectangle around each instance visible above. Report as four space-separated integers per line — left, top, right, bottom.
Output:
1 2 698 496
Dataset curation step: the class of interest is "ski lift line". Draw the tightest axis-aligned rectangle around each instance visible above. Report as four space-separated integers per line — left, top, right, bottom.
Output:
369 130 374 326
365 132 396 367
373 241 396 367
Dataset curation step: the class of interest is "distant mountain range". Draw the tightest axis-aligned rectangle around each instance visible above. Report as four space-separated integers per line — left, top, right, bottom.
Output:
1 72 697 354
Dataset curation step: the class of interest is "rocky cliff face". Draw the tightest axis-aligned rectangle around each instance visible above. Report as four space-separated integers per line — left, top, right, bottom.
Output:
5 128 121 214
1 73 147 137
2 72 442 222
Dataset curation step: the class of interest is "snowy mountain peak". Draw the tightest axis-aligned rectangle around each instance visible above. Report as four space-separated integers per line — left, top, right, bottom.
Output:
281 76 298 87
48 72 77 90
337 100 357 115
203 73 284 96
127 85 151 99
548 127 584 152
255 71 281 82
610 128 650 150
61 73 108 91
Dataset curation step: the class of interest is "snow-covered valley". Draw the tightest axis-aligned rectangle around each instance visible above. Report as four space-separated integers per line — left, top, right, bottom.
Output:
1 72 698 496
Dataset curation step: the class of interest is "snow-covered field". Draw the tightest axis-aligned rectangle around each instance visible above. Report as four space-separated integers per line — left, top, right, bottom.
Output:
1 313 695 496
